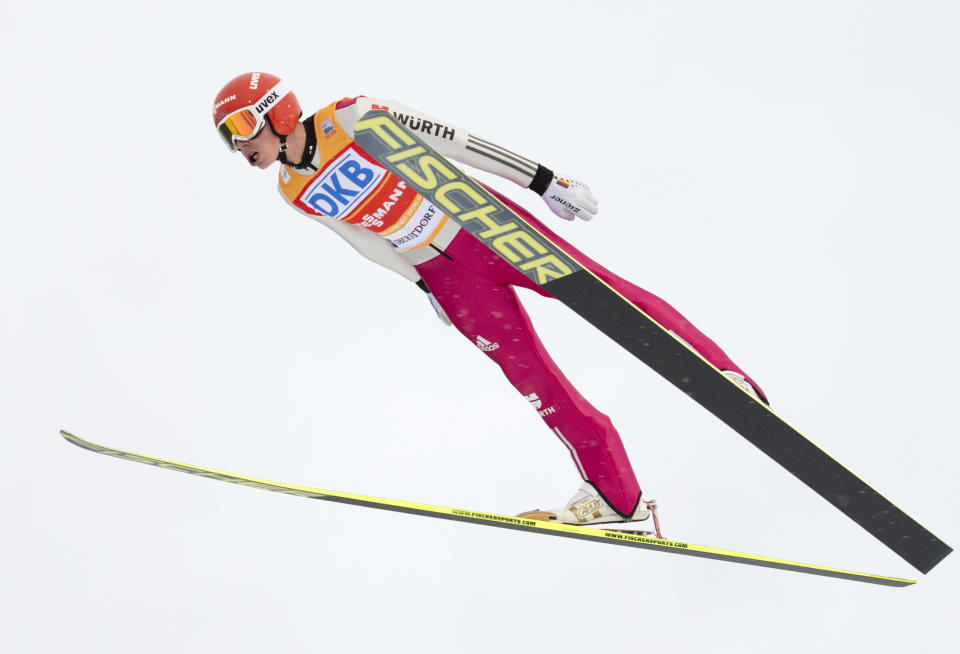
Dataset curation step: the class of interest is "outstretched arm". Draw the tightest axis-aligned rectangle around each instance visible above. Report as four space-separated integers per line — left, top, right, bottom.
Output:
337 97 599 221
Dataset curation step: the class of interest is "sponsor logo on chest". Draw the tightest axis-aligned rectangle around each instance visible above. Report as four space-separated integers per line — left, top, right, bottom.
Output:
299 149 386 218
320 118 336 138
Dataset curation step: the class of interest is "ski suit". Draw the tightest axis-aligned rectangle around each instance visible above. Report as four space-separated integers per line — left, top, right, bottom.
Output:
276 97 763 516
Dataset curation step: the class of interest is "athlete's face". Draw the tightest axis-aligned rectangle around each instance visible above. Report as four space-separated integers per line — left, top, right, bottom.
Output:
236 124 281 169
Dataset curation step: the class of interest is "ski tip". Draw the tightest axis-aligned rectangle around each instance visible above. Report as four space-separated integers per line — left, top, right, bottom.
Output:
60 429 95 451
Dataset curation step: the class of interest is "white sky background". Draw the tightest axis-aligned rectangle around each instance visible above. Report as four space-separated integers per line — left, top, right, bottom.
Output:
2 0 958 651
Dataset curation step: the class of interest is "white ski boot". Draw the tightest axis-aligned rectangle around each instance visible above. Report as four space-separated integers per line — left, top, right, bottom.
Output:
722 370 768 405
519 482 655 528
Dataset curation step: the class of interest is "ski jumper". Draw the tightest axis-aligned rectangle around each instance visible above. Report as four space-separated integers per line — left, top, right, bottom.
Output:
277 97 764 517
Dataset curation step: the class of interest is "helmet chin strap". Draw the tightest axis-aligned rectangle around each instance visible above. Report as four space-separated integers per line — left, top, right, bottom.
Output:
276 121 317 170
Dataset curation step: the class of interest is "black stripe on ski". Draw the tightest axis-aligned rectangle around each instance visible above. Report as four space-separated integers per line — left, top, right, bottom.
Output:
352 110 952 574
546 271 950 573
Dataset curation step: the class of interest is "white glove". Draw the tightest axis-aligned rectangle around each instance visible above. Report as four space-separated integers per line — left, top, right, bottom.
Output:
427 292 452 326
541 175 599 221
416 279 451 326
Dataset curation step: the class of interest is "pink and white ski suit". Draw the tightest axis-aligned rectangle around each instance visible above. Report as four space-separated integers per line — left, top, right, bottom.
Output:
275 96 763 516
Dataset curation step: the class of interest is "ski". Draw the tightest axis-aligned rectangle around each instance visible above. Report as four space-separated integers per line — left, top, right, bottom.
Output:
62 430 912 587
352 111 952 574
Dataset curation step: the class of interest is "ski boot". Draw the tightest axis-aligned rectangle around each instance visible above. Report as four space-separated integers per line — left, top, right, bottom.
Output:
722 370 768 405
518 482 662 537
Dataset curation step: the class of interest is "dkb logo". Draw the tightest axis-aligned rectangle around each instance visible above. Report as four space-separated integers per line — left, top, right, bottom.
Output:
303 150 385 218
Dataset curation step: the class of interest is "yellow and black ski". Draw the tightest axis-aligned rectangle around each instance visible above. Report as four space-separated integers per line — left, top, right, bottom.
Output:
62 430 913 587
352 111 951 574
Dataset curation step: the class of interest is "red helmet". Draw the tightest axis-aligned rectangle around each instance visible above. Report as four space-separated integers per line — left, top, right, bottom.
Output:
213 72 302 151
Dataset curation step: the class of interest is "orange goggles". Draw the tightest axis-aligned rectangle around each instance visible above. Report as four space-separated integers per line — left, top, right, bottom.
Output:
216 81 292 151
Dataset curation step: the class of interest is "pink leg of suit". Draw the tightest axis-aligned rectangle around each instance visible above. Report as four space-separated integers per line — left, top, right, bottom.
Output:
414 188 764 516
